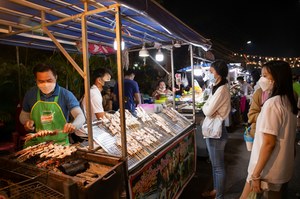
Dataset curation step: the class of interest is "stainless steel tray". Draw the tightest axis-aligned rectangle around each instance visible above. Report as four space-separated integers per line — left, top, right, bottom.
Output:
79 108 192 169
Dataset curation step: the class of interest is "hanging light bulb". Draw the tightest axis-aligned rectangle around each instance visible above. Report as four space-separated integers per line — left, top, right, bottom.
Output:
113 39 125 50
155 48 164 61
139 44 149 57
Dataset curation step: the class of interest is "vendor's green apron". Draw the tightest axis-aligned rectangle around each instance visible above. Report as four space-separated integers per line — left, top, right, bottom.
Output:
24 89 68 147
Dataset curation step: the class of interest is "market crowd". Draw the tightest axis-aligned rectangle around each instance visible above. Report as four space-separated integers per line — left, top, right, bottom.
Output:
201 60 300 199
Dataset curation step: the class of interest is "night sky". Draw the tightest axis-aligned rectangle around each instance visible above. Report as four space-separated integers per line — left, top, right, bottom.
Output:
162 0 300 58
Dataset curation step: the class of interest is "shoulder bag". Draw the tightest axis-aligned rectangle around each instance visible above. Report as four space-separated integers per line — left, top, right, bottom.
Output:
201 116 223 138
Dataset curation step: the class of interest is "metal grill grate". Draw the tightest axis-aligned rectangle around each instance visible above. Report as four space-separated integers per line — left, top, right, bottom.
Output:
79 109 192 170
0 180 64 199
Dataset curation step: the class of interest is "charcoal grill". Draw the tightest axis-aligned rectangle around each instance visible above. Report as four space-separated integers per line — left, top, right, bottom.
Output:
0 150 125 199
0 161 65 199
0 178 64 199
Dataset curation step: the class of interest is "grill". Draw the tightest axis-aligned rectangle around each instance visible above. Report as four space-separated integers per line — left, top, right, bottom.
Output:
79 110 192 170
0 150 125 199
0 178 64 199
0 162 65 199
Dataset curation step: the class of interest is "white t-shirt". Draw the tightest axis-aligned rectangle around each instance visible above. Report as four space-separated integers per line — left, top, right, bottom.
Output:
247 95 297 184
82 84 103 121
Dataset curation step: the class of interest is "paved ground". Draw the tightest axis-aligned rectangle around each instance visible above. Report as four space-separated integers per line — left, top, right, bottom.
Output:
179 124 300 199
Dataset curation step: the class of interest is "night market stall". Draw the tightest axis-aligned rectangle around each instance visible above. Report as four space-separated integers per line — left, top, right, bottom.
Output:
0 0 212 198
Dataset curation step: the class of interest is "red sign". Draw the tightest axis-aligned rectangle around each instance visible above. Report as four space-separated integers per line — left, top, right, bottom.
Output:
76 41 115 55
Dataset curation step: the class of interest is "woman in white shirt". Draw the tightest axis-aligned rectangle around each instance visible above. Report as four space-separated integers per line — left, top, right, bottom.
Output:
201 60 231 199
239 61 298 199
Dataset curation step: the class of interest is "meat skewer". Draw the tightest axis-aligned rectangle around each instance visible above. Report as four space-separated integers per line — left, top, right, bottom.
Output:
24 130 59 142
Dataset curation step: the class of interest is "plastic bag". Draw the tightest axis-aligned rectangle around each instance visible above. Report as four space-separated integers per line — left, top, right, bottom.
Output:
202 116 223 138
247 191 257 199
244 126 254 151
182 73 189 87
244 126 253 142
247 191 263 199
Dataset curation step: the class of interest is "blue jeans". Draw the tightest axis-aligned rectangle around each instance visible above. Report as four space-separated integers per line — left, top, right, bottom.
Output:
205 124 228 199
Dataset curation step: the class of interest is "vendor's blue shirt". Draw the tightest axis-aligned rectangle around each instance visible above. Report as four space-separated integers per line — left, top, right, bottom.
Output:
113 79 140 113
22 84 79 122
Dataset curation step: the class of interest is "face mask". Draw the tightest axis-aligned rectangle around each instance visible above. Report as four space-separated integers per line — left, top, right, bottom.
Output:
258 77 273 92
38 82 56 94
208 73 215 84
104 80 112 89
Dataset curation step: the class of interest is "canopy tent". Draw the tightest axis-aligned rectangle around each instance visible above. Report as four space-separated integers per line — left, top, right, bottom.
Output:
0 0 212 53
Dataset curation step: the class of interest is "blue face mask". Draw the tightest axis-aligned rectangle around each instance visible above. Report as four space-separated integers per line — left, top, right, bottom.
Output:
208 73 215 84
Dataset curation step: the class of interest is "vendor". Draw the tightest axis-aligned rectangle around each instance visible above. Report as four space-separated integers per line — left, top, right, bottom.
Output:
19 63 86 148
81 68 112 120
112 68 141 117
152 80 173 99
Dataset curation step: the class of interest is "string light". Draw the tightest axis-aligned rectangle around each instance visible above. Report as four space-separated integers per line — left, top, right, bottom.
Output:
233 53 300 68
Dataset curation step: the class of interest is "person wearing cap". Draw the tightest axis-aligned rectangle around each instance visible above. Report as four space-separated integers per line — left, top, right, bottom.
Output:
81 68 112 121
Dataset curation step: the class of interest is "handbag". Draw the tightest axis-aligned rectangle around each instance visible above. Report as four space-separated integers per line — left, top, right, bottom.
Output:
201 116 223 138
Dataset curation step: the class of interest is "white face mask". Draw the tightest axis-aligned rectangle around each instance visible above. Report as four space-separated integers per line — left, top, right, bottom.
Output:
258 77 273 92
38 82 56 94
208 73 216 84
